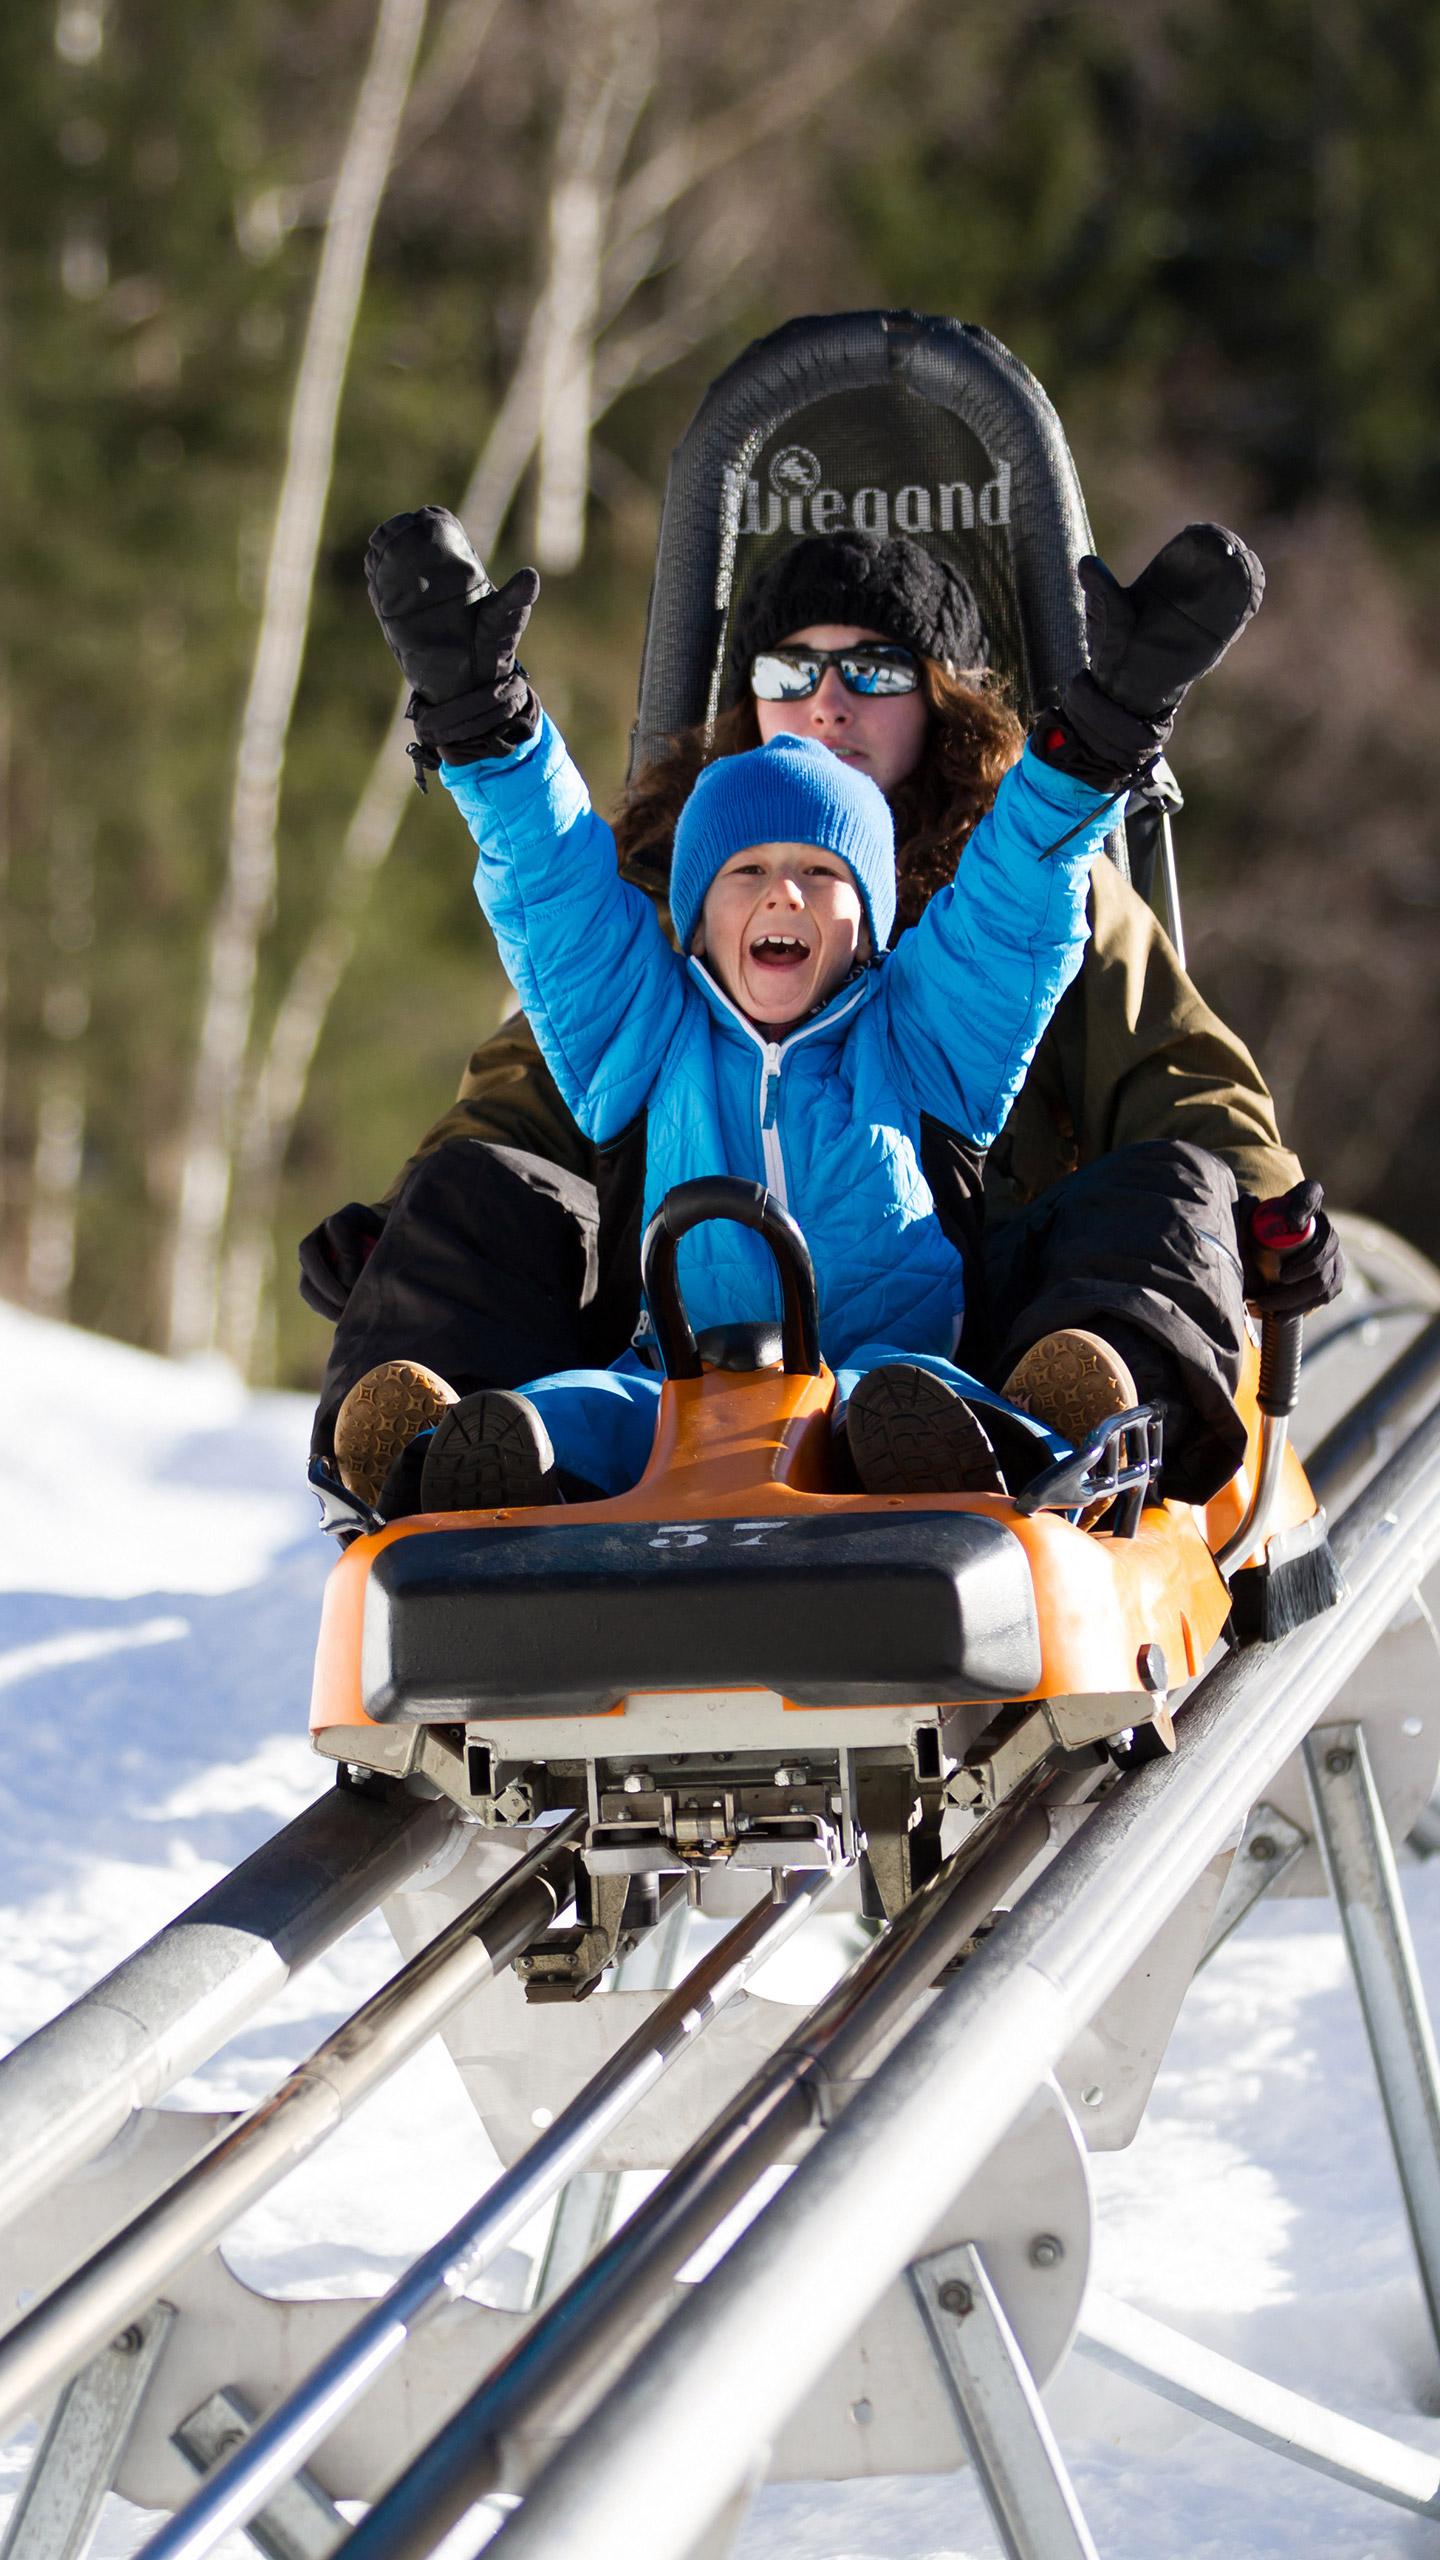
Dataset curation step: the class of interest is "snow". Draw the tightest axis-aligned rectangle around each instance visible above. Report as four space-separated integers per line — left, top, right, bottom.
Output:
3 1296 1440 2559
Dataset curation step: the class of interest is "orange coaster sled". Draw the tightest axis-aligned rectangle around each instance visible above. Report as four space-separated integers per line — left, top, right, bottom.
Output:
309 1182 1332 1954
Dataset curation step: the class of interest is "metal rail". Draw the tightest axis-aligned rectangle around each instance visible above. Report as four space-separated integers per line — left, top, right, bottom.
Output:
487 1399 1440 2560
1304 1309 1440 1513
0 1817 584 2440
340 1767 1062 2560
0 1777 452 2235
138 1867 836 2560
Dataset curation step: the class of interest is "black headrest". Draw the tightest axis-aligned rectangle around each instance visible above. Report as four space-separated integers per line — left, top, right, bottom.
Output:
633 311 1098 770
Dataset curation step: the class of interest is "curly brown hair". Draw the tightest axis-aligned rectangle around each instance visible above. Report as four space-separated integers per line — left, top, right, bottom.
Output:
611 663 1025 939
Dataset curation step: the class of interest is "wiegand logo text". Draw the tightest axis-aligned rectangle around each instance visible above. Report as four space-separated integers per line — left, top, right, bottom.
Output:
725 455 1013 542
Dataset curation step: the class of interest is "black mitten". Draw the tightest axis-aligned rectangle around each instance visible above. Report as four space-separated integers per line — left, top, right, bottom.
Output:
1034 523 1264 790
1235 1180 1346 1315
297 1199 388 1321
365 507 541 781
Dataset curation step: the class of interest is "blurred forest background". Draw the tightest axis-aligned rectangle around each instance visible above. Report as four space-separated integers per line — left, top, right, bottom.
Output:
2 0 1438 1391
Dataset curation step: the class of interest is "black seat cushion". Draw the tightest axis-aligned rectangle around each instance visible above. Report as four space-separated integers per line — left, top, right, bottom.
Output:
361 1510 1040 1722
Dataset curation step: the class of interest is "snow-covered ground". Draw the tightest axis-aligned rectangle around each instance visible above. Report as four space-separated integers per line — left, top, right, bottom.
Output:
3 1297 1439 2559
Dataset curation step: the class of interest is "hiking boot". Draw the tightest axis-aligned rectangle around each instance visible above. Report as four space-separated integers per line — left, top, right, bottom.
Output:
420 1389 557 1512
843 1363 1007 1497
1001 1330 1138 1448
333 1359 459 1508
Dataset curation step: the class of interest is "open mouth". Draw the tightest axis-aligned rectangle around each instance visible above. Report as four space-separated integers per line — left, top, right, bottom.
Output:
748 933 812 969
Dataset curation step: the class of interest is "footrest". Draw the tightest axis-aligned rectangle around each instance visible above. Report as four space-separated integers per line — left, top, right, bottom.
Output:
1016 1408 1163 1537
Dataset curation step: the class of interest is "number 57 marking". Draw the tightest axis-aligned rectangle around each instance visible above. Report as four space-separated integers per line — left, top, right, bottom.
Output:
647 1520 789 1551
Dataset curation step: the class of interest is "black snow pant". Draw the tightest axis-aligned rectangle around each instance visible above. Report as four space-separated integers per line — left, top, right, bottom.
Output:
978 1138 1248 1502
312 1138 641 1457
313 1133 1247 1504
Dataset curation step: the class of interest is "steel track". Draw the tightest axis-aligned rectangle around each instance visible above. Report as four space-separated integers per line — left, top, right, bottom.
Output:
0 1314 1437 2560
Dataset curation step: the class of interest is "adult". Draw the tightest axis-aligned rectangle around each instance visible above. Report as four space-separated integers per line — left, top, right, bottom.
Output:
302 528 1340 1503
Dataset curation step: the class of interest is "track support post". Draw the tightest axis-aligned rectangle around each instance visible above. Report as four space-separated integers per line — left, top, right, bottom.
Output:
1303 1718 1440 2355
0 2305 173 2560
173 2388 345 2560
910 2243 1098 2560
1076 2289 1440 2516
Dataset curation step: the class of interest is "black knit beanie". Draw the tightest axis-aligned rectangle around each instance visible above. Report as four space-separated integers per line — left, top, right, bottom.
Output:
724 529 987 703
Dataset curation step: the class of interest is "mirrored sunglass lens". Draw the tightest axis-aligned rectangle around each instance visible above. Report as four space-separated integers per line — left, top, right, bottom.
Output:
751 653 820 700
841 653 918 696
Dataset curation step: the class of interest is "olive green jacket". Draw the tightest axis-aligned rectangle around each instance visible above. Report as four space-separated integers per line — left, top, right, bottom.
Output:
387 859 1300 1214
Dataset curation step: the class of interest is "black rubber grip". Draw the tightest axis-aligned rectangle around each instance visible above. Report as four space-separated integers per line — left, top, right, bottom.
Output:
640 1177 823 1380
1257 1311 1304 1419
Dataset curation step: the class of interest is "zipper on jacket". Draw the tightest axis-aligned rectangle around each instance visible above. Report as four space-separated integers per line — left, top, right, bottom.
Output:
759 1043 786 1201
689 959 868 1211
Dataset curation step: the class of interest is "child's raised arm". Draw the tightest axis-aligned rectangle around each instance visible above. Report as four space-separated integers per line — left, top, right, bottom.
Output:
879 750 1109 1144
882 521 1265 1143
366 509 683 1142
443 720 682 1142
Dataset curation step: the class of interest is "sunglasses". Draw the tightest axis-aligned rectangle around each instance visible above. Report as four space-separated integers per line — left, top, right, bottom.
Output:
749 642 922 702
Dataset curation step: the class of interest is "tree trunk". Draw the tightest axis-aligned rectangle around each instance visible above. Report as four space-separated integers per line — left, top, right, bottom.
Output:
165 0 430 1359
22 818 94 1321
0 674 11 1253
217 6 654 1377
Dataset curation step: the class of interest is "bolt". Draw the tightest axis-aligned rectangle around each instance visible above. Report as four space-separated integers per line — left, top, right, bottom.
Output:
849 2397 874 2426
1081 2084 1104 2109
773 1766 803 1788
1249 1832 1277 1862
1137 1641 1168 1694
789 1802 806 1816
1029 2233 1064 2269
1325 1745 1356 1776
937 2279 973 2318
113 2324 145 2356
623 1771 652 1795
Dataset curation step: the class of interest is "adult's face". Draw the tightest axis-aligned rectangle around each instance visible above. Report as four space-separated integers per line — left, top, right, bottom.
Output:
751 623 930 798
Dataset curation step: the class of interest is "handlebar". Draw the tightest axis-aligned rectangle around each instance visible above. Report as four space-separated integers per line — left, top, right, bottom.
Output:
1218 1199 1316 1576
640 1179 823 1382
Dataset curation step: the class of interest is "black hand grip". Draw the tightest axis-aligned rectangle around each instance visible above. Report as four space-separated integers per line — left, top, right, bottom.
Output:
1257 1309 1304 1420
640 1177 822 1381
1250 1197 1315 1420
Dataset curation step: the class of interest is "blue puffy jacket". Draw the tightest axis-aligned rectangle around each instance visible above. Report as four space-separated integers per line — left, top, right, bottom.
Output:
441 718 1115 1366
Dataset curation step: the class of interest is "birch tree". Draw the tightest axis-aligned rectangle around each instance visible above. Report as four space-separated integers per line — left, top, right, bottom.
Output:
0 678 10 1250
165 0 431 1359
217 0 911 1377
22 816 93 1319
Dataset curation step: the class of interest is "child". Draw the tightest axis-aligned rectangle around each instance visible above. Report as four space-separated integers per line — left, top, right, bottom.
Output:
332 508 1263 1514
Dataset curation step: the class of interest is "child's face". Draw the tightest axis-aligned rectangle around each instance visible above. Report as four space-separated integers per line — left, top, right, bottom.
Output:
693 841 868 1035
752 622 930 797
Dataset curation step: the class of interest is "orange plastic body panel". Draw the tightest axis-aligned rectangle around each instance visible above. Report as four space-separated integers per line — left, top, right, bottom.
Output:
311 1334 1321 1739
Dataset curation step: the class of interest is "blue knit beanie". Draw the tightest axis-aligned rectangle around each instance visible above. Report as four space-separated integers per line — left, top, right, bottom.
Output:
670 736 896 955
